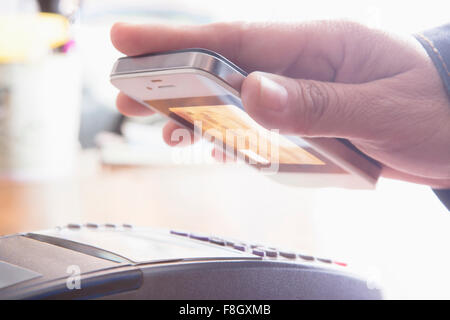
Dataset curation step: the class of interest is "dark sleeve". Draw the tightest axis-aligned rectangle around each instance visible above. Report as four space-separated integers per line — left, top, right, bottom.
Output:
433 189 450 211
415 24 450 96
414 24 450 211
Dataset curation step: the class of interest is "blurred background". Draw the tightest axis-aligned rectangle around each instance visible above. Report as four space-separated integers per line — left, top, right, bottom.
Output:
0 0 449 299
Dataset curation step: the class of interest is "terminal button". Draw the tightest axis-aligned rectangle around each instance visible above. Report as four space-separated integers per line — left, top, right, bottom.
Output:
317 258 332 264
252 249 265 257
279 251 296 259
298 254 315 261
170 230 188 237
209 237 225 246
189 233 209 241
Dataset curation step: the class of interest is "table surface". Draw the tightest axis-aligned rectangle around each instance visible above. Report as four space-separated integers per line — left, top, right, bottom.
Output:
0 150 319 252
2 150 450 298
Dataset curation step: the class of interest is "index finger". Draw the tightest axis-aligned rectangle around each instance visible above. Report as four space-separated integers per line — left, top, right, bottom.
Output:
110 21 346 76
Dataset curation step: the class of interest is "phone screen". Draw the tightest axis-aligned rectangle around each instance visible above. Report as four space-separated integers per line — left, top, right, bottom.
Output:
144 94 346 174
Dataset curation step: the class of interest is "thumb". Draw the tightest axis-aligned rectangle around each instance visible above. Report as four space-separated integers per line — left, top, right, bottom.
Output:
241 71 370 139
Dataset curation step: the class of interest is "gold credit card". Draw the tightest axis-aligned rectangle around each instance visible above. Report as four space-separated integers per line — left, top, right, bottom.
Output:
169 104 324 166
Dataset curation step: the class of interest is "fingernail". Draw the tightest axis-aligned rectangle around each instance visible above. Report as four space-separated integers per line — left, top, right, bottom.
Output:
258 74 288 111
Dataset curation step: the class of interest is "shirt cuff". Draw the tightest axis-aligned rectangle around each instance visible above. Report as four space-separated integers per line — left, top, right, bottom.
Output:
415 24 450 97
433 189 450 211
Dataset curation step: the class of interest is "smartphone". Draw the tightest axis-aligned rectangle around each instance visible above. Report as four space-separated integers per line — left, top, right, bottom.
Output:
110 48 381 188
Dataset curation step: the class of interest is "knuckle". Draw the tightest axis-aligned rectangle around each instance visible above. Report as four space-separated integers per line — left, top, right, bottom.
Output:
293 81 333 135
208 21 248 61
340 20 369 33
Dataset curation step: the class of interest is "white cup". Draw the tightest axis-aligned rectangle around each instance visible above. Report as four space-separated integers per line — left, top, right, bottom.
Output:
0 52 81 180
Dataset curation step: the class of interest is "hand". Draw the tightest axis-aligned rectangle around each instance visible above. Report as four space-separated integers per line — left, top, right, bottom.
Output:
111 21 450 188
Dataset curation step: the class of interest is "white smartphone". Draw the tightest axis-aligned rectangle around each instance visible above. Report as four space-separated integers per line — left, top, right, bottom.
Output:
110 48 381 189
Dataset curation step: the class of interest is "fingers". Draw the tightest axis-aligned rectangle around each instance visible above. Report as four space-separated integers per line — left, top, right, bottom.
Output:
115 93 196 146
111 21 380 141
162 122 239 161
116 92 154 116
116 93 199 147
110 21 347 77
211 148 237 163
162 120 238 162
110 22 220 57
162 121 199 146
382 166 450 189
241 71 374 139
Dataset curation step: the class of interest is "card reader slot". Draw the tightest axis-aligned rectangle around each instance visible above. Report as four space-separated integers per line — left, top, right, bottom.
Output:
25 233 131 264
